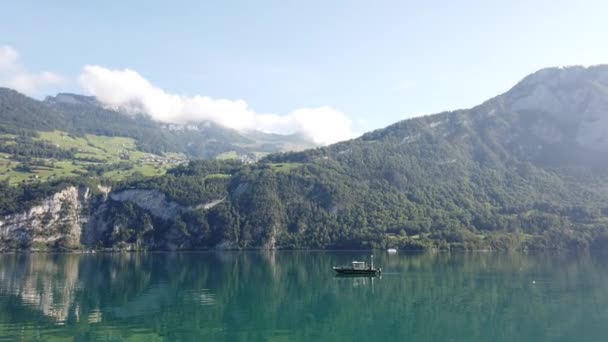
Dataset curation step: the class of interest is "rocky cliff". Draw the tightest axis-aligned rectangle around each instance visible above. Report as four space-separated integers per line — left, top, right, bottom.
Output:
0 185 230 251
0 186 90 250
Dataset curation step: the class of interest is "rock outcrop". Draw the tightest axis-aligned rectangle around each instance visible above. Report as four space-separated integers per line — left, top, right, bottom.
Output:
110 189 183 220
0 185 228 251
0 186 90 250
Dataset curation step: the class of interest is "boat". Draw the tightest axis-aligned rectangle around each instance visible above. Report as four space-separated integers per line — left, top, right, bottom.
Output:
387 248 397 253
333 256 381 276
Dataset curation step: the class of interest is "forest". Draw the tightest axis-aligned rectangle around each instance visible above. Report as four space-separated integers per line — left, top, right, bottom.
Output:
3 66 608 251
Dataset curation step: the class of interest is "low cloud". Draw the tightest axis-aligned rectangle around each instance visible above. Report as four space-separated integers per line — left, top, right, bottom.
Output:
79 65 353 145
0 45 63 95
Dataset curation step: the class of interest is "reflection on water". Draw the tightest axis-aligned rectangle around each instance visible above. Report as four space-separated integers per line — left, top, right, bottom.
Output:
0 254 81 323
1 252 608 341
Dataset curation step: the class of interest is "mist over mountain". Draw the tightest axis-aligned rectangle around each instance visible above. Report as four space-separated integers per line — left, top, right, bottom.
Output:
0 87 316 160
78 65 354 145
2 65 608 251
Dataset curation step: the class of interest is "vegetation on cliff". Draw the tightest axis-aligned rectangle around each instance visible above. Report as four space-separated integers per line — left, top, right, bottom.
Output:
3 66 608 251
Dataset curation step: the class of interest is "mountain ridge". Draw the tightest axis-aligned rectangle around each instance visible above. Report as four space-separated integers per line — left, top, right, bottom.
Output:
2 65 608 251
0 87 317 159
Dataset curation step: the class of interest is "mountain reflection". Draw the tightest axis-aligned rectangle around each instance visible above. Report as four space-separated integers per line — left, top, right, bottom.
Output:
1 252 608 341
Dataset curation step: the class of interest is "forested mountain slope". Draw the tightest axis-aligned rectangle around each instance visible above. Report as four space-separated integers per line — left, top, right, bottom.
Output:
0 89 314 184
2 65 608 251
0 88 314 159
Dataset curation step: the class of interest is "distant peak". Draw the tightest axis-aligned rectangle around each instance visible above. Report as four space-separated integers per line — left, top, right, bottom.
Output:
44 93 99 106
510 64 608 92
499 64 608 125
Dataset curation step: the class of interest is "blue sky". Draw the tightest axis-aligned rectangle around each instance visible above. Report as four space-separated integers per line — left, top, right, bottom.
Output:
1 0 607 142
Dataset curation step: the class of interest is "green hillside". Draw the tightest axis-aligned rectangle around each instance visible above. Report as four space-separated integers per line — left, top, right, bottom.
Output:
43 64 607 252
0 129 184 184
3 65 608 251
0 88 316 184
0 88 315 161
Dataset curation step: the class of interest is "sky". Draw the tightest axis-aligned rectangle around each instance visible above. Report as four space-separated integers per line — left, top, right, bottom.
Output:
1 0 607 143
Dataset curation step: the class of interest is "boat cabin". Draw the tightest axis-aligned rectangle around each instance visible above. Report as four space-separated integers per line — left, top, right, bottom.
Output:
351 261 367 270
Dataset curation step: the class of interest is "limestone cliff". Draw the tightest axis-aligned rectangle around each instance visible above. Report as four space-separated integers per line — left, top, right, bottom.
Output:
0 186 90 250
0 185 228 251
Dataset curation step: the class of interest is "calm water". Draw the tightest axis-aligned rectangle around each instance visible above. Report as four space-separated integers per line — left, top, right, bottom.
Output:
1 252 607 341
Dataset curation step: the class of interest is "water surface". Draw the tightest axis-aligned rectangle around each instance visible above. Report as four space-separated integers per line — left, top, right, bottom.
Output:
0 252 607 341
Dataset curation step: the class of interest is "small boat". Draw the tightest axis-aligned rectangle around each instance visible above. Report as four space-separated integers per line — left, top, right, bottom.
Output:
387 248 397 253
333 256 381 276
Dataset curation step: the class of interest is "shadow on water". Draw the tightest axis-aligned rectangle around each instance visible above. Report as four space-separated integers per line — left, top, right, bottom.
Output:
1 251 608 341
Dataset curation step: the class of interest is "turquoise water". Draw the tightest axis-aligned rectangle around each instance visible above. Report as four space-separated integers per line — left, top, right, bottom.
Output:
0 252 607 341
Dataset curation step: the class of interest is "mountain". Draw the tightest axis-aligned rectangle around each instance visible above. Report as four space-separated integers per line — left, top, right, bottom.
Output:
0 88 316 159
43 92 315 158
0 88 316 185
2 65 608 251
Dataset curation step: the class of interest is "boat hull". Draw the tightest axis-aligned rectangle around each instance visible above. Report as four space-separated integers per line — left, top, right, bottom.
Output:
333 267 381 276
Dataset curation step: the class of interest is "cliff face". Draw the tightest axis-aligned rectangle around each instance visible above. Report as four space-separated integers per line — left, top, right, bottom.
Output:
0 185 234 251
0 186 90 250
109 189 184 220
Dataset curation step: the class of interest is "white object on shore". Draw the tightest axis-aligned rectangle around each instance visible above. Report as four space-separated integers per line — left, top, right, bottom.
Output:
387 248 397 253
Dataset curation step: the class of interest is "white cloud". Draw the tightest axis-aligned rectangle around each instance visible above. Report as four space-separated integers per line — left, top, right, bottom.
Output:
79 65 354 145
0 45 64 95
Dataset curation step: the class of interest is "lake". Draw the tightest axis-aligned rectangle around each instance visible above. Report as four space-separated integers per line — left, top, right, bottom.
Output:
0 251 607 341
